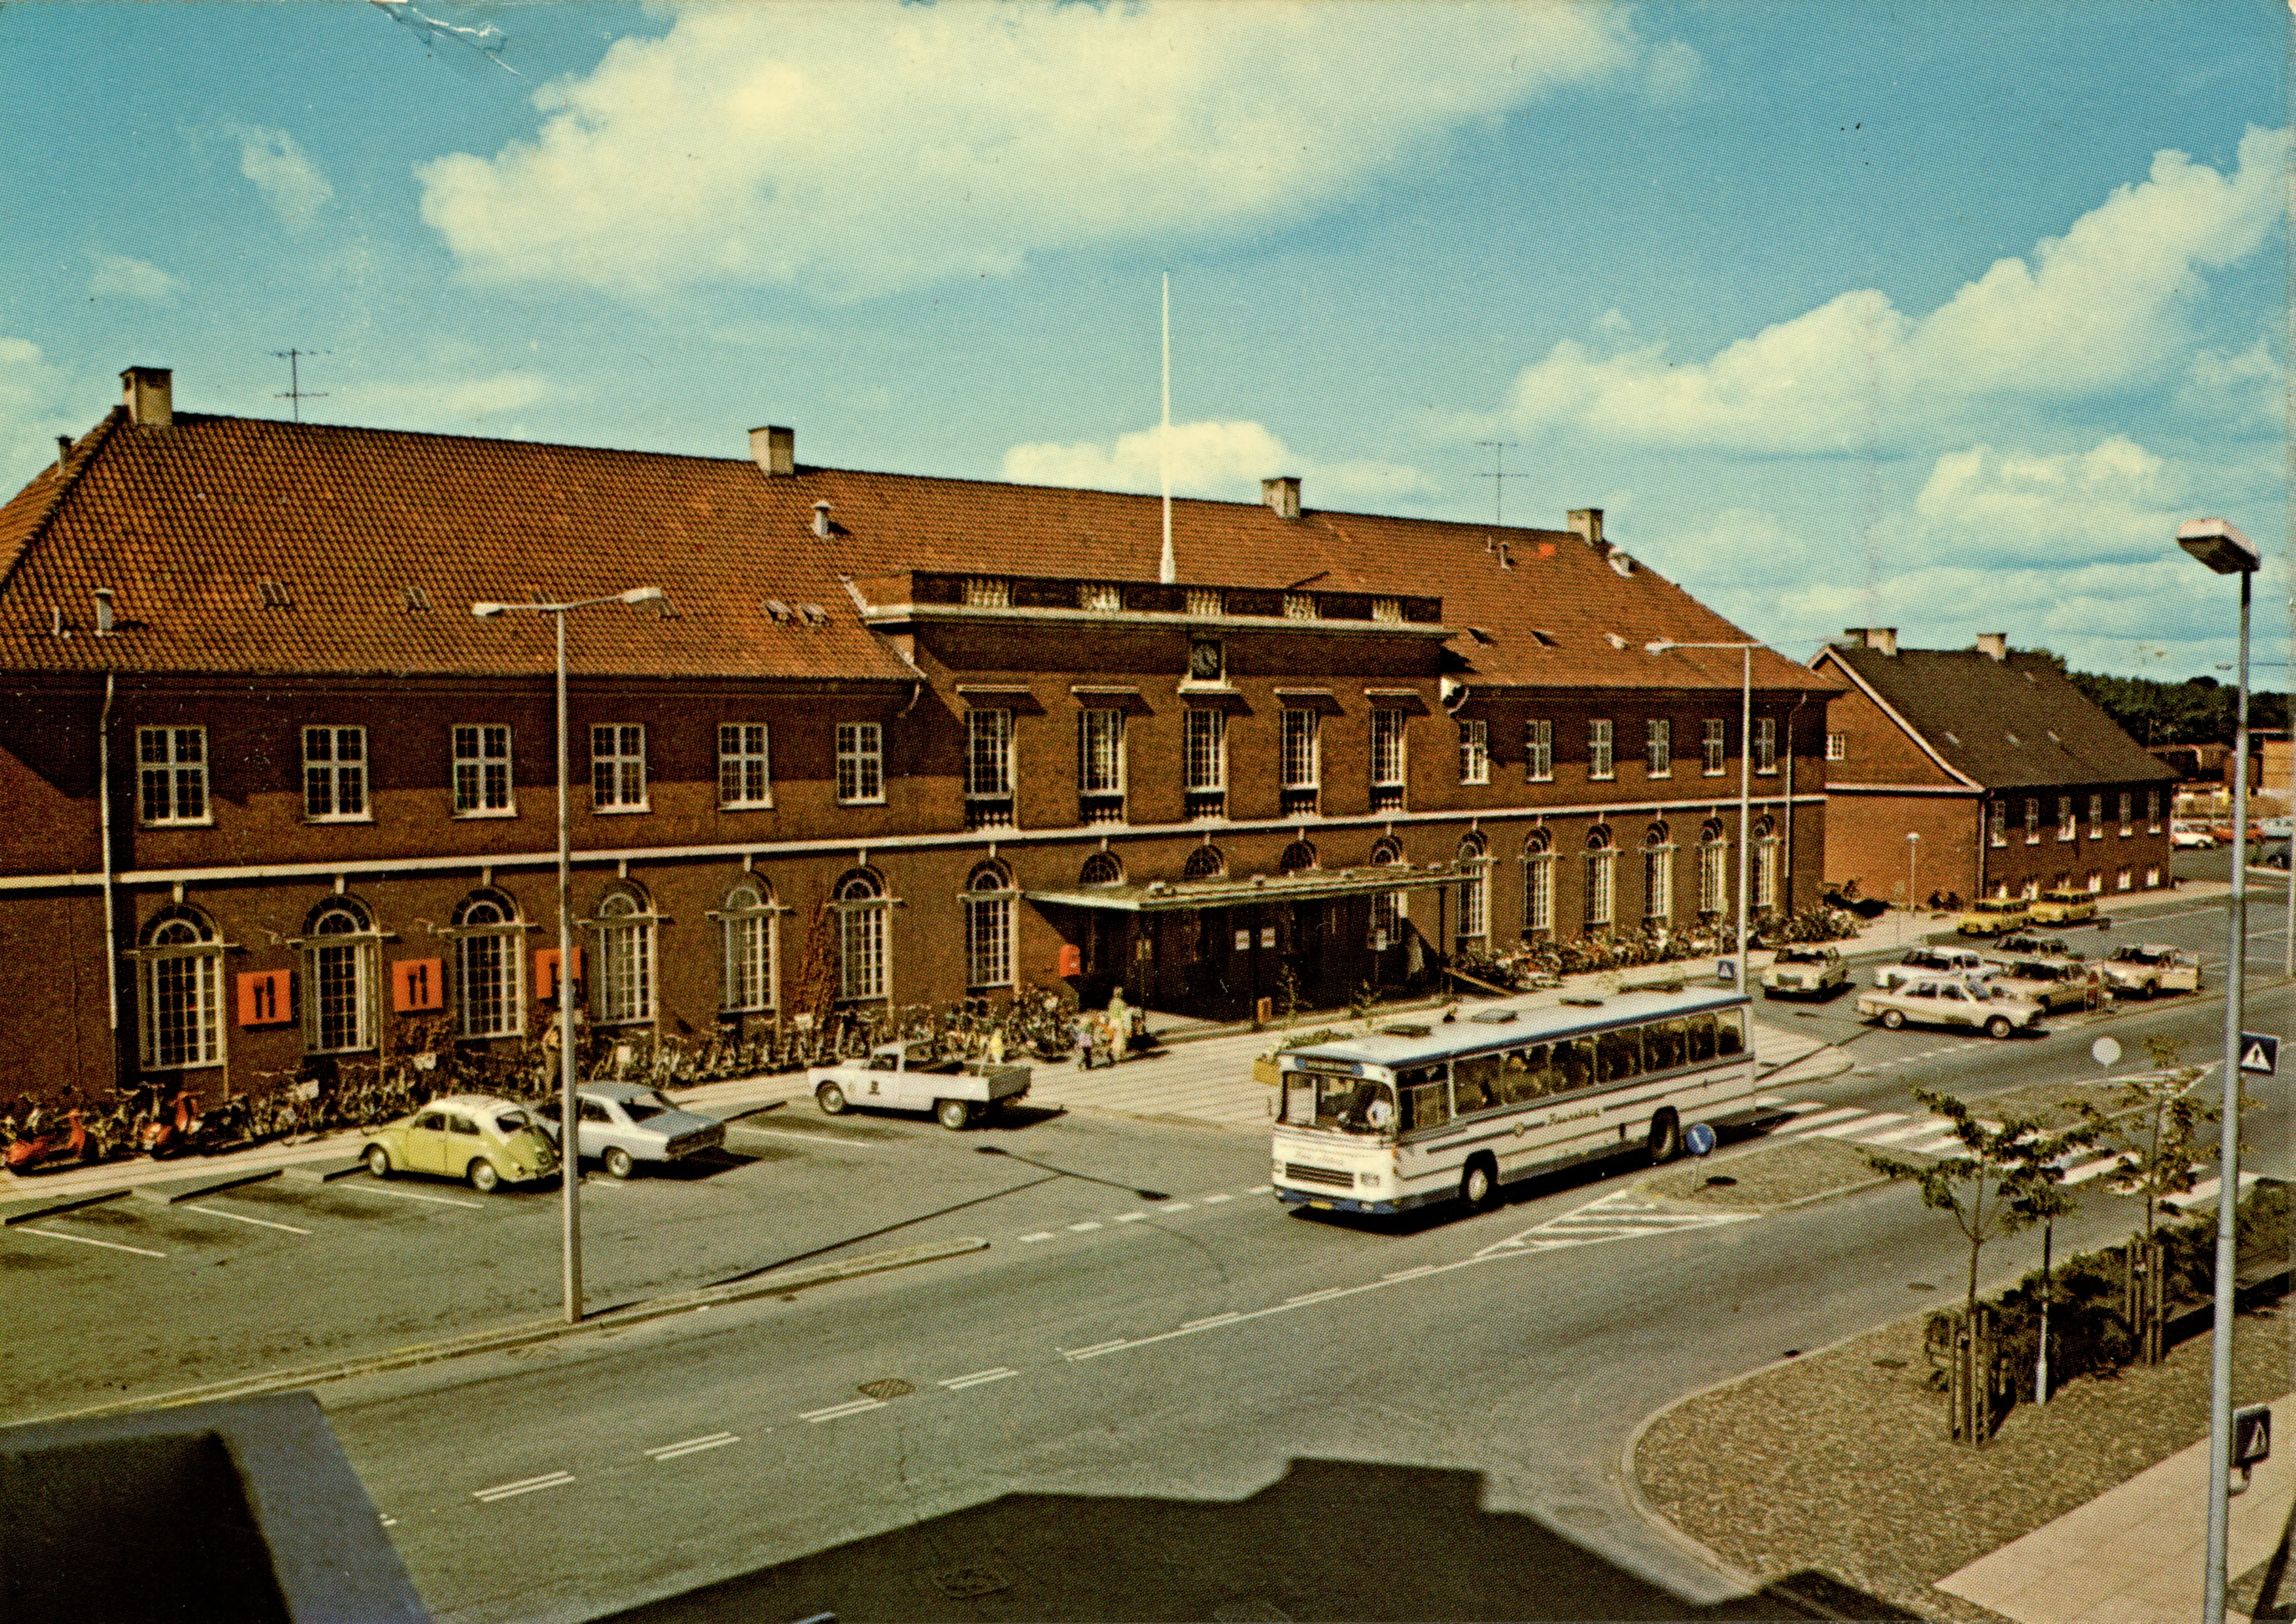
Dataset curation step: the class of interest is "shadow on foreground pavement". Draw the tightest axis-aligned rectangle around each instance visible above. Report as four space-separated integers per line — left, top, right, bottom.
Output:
600 1457 1920 1623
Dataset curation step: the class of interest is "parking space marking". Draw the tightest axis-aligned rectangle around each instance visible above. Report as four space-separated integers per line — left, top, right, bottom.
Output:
938 1368 1018 1391
734 1126 898 1152
800 1397 887 1423
1246 1184 1274 1194
19 1227 167 1258
343 1183 485 1209
645 1432 739 1462
181 1204 312 1234
474 1471 574 1503
1155 1201 1193 1213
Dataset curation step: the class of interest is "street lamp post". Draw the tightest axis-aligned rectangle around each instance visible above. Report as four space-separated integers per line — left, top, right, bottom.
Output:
2174 516 2259 1624
472 585 664 1325
1905 831 1921 944
1646 638 1762 990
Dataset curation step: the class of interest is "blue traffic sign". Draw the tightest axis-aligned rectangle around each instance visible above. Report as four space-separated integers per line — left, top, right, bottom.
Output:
1685 1122 1717 1158
2239 1032 2279 1077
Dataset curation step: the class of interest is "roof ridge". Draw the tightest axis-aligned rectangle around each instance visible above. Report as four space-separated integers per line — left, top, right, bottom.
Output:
0 407 125 597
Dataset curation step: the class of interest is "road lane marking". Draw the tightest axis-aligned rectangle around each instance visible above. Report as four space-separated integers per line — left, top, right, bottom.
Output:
1806 1112 1908 1139
1247 1184 1274 1193
1775 1105 1868 1132
1199 1193 1234 1204
1477 1189 1758 1257
800 1397 887 1423
938 1368 1018 1391
1285 1287 1347 1306
1018 1232 1054 1243
18 1227 167 1258
1180 1312 1240 1331
181 1204 312 1234
345 1183 484 1209
1155 1201 1193 1213
733 1126 896 1152
1110 1212 1147 1223
1062 1339 1129 1362
1860 1118 1951 1145
1382 1264 1437 1281
645 1432 739 1462
1066 1221 1102 1232
475 1471 574 1502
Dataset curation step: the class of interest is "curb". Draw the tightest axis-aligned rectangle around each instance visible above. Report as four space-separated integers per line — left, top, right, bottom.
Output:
282 1160 369 1184
1 1187 131 1226
134 1167 282 1206
14 1234 991 1428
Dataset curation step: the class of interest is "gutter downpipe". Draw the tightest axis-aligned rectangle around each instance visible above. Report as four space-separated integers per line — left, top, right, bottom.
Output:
1783 688 1809 914
98 672 120 1069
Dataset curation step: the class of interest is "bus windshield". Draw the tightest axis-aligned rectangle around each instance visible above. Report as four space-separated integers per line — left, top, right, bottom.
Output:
1283 1070 1396 1136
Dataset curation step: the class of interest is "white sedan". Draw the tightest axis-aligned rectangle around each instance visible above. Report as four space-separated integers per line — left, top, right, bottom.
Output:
1856 977 2044 1039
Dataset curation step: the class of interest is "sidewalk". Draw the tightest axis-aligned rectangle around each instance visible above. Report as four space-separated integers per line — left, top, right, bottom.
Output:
1934 1395 2292 1624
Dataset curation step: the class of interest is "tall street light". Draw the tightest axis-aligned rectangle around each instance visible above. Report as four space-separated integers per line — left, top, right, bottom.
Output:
1905 831 1921 943
2174 516 2258 1624
1646 638 1762 991
472 585 665 1325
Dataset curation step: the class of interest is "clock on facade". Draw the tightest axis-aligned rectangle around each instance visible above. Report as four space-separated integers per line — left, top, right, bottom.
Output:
1188 638 1224 682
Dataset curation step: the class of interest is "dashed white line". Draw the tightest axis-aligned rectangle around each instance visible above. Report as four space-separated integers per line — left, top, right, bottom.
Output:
1775 1105 1868 1132
1018 1232 1055 1243
645 1432 739 1462
1246 1184 1274 1194
1066 1221 1103 1232
181 1204 312 1234
800 1397 887 1423
1180 1311 1241 1331
1806 1112 1908 1139
1285 1287 1348 1306
733 1126 894 1152
1156 1201 1193 1213
474 1471 574 1502
1062 1339 1130 1362
19 1227 166 1258
1110 1212 1147 1223
1382 1264 1437 1282
938 1367 1018 1391
1199 1193 1234 1204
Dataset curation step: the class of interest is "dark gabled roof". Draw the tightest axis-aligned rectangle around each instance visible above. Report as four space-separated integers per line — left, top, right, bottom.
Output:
1818 642 2177 790
0 401 1831 696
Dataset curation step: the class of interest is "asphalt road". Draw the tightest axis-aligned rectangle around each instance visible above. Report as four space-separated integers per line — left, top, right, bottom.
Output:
14 883 2289 1622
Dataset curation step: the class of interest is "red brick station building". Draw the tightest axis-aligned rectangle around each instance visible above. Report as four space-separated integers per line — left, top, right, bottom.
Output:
0 368 1836 1107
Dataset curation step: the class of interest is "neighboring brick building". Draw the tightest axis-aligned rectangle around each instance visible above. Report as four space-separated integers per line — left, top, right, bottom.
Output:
1812 629 2178 908
0 367 1836 1105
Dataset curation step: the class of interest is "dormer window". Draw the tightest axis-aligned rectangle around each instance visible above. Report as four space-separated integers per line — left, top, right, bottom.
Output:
1372 597 1402 623
258 579 292 609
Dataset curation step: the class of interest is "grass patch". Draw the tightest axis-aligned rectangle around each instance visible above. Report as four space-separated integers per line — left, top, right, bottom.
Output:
1641 1136 1886 1209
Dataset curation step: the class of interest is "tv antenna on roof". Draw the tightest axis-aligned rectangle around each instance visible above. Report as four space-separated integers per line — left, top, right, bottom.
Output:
271 349 330 422
1475 440 1523 526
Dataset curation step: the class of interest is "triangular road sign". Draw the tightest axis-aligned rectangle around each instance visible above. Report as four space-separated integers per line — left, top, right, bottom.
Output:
2239 1033 2279 1076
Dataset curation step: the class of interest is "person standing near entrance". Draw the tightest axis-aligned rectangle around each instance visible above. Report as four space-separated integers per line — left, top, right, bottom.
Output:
1105 986 1132 1057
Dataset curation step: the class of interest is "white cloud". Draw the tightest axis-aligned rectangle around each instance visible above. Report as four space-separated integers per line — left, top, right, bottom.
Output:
2178 337 2286 428
86 251 179 304
1490 125 2289 453
236 126 333 230
0 337 87 492
418 1 1668 300
1003 419 1427 507
1911 437 2184 565
345 371 551 427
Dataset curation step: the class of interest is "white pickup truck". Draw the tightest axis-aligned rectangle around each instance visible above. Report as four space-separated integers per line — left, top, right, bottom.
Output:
809 1042 1033 1130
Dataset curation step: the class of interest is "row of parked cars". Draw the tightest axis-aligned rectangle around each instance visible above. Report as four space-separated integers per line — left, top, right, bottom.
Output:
1761 933 2202 1041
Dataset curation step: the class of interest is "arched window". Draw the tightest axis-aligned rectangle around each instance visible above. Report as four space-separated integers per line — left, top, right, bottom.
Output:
303 897 378 1055
1181 845 1226 881
453 888 526 1038
1368 838 1405 948
137 905 223 1070
835 869 889 1002
1697 819 1728 915
1752 816 1781 910
1642 822 1675 922
1456 833 1490 948
1079 852 1123 887
1521 829 1554 935
1584 826 1615 929
719 883 776 1014
1279 840 1318 874
964 865 1014 990
593 887 656 1025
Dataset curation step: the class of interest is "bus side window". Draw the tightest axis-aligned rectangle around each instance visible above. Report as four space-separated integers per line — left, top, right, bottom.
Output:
1559 1036 1597 1092
1596 1026 1642 1083
1646 1019 1687 1072
1498 1045 1541 1105
1453 1053 1503 1117
1284 1075 1318 1126
1714 1009 1745 1056
1686 1015 1717 1064
1528 1043 1564 1098
1405 1080 1450 1133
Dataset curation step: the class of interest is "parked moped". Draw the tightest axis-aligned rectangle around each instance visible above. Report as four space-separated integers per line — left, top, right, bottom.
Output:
6 1107 94 1173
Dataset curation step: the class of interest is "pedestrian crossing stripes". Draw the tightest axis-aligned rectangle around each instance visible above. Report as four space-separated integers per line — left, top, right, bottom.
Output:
1474 1189 1756 1259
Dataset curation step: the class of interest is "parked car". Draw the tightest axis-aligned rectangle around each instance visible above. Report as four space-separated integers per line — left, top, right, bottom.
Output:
1982 955 2103 1014
1762 944 1847 999
532 1082 726 1179
1995 933 2079 959
361 1095 560 1193
2028 888 2100 927
810 1042 1033 1130
2172 823 2218 850
2100 942 2203 999
1856 977 2044 1039
2260 817 2294 839
1957 897 2035 937
1873 945 1990 991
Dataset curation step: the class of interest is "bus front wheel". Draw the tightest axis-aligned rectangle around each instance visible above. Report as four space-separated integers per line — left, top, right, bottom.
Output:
1460 1156 1500 1211
1647 1109 1681 1165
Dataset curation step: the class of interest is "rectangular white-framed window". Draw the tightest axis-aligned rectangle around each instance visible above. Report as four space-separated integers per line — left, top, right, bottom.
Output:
1522 849 1554 933
594 902 655 1025
1703 718 1726 776
1183 707 1226 793
2144 865 2160 888
836 722 885 804
2058 796 2075 841
718 723 772 808
140 945 223 1069
1989 802 2006 847
1281 708 1320 789
1588 718 1614 781
1456 860 1488 948
1754 836 1781 909
1825 732 1846 761
2085 868 2103 894
2116 868 2133 891
302 726 367 822
2025 796 2041 844
304 928 377 1055
1697 838 1727 914
1526 718 1553 782
2087 793 2104 838
1370 709 1407 789
962 576 1010 608
965 709 1013 799
839 897 888 1001
138 726 209 826
1646 718 1670 778
965 881 1014 990
2147 790 2162 834
1585 845 1615 926
591 724 648 812
1643 840 1674 919
452 724 514 816
1079 709 1126 795
1754 716 1778 775
720 903 775 1014
1456 718 1488 785
2117 791 2131 837
455 926 524 1038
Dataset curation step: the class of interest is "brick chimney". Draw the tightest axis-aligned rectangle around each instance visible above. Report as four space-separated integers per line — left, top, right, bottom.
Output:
1843 626 1899 656
750 424 795 478
1975 632 2008 661
1568 508 1608 556
1261 476 1301 520
121 366 172 428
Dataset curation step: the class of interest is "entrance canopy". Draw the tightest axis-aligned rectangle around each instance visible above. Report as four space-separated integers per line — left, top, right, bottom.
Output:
1025 859 1478 913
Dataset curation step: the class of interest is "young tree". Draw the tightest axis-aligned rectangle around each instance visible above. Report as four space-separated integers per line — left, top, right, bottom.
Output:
1864 1087 2099 1320
2067 1036 2217 1360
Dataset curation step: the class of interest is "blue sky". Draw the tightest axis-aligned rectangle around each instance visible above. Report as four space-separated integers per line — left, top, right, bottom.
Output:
1 1 2283 679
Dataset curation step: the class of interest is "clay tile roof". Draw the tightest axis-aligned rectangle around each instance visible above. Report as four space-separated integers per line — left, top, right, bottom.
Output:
1823 643 2177 789
0 408 1832 696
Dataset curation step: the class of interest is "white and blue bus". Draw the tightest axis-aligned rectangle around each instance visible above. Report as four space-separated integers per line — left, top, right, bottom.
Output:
1270 984 1762 1215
